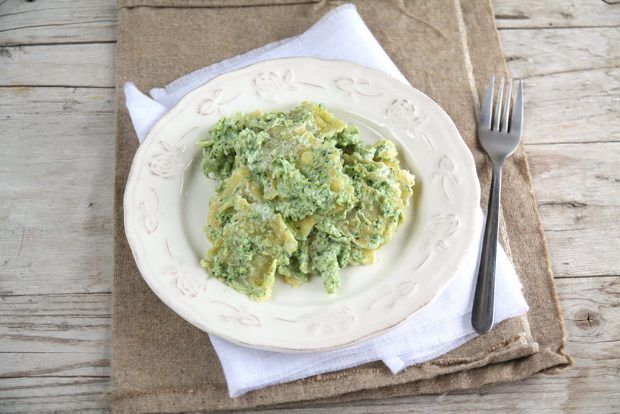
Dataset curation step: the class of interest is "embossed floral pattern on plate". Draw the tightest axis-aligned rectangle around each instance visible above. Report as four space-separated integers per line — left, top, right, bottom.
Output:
385 98 434 149
197 89 242 116
276 306 356 334
148 141 191 179
254 69 324 100
334 77 383 99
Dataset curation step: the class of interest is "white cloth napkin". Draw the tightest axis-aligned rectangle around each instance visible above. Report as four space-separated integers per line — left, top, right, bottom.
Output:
124 4 529 398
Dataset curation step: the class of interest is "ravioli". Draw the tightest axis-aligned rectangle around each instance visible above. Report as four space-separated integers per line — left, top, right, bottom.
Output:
199 102 414 301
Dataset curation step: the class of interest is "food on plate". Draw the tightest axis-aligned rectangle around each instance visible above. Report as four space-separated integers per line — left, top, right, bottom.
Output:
198 102 414 301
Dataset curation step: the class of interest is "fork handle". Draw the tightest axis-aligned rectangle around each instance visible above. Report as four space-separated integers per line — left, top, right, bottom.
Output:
472 164 503 334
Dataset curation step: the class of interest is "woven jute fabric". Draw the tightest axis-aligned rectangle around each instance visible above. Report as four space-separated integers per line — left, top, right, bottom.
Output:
112 1 571 412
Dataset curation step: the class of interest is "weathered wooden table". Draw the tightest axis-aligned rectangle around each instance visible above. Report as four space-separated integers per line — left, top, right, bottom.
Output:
1 1 618 412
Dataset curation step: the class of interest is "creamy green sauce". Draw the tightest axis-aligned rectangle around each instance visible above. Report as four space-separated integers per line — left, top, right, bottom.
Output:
199 102 414 301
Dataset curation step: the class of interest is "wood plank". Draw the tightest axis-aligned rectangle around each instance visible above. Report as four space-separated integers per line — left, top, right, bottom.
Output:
559 277 620 360
0 0 117 46
1 26 618 90
1 36 616 143
1 0 620 48
539 204 620 278
0 44 115 87
0 277 617 413
0 87 115 295
0 293 111 355
3 370 617 414
526 142 620 207
527 142 620 277
494 0 620 29
542 210 620 278
2 29 617 122
520 69 620 144
500 27 620 78
0 353 110 379
0 377 109 414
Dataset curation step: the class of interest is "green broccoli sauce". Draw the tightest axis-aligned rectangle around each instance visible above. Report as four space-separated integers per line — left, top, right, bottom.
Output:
198 102 415 302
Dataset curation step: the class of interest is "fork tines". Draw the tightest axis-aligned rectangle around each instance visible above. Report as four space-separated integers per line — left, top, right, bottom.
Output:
480 76 523 135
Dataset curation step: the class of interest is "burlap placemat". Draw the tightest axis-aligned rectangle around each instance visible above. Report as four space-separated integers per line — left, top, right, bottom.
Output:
112 1 571 412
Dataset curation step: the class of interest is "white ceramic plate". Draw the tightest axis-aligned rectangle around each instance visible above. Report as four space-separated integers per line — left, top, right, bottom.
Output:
124 58 480 352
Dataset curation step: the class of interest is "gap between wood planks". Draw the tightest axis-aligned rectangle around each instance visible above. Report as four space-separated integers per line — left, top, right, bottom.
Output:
0 40 116 48
0 85 115 89
2 25 620 47
496 24 620 30
0 21 117 37
1 375 110 379
528 140 620 146
0 292 112 297
517 67 619 79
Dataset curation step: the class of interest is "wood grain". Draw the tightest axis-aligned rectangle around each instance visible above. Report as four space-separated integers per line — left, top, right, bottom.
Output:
0 87 114 296
528 143 619 207
0 0 117 46
540 204 620 278
494 0 620 29
500 27 620 78
0 377 110 413
517 69 620 144
532 157 620 275
0 0 618 412
0 44 115 87
0 293 111 356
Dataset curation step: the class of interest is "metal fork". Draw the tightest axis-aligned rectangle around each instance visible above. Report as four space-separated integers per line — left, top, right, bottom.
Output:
471 76 523 334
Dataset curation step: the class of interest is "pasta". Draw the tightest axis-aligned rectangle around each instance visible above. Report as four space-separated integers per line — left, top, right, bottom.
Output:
198 102 414 301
